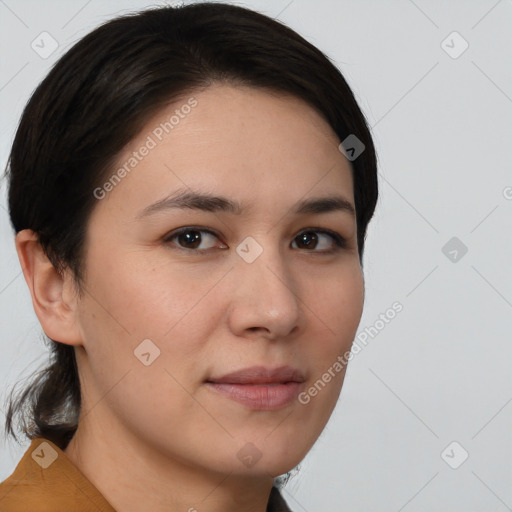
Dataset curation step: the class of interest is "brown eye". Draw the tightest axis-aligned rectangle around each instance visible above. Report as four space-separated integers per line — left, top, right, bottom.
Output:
164 228 226 252
176 230 202 249
292 229 346 252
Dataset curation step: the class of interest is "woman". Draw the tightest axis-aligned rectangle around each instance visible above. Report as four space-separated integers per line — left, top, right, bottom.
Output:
0 2 378 511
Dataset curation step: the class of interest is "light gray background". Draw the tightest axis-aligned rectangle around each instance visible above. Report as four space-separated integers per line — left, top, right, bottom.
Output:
1 1 511 511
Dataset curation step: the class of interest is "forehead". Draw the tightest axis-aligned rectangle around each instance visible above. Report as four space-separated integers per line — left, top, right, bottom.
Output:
92 84 354 219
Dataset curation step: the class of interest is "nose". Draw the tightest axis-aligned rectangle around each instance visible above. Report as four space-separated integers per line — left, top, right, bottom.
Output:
226 239 303 341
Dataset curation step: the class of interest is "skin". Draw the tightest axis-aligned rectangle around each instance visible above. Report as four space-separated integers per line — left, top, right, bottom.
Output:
16 84 365 512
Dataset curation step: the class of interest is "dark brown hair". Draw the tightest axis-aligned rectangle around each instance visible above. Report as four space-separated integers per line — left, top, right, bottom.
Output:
3 1 378 486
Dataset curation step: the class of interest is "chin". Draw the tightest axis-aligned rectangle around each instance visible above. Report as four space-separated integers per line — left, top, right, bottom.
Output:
249 439 310 477
204 435 309 478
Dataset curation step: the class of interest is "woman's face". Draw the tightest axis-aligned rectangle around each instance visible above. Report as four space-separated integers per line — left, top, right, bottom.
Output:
72 84 364 478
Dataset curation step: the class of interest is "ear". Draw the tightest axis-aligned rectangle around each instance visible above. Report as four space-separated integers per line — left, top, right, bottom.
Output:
15 229 83 346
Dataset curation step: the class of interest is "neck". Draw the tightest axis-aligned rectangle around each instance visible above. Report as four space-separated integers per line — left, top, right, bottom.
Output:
64 408 275 512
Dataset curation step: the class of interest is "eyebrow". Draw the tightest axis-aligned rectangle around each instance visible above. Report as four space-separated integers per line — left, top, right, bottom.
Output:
136 188 356 219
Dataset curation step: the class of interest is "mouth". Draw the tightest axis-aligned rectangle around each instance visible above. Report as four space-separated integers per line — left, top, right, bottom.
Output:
205 365 305 411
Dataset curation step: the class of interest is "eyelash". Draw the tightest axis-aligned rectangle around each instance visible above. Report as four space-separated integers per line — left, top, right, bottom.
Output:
163 226 347 254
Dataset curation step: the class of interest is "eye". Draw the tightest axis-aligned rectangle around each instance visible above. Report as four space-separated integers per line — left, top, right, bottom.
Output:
291 229 347 253
164 227 227 252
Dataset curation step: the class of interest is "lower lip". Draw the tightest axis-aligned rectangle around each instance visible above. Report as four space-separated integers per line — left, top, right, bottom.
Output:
205 382 303 410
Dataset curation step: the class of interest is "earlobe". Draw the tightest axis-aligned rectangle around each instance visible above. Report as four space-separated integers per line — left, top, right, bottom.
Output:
15 229 83 347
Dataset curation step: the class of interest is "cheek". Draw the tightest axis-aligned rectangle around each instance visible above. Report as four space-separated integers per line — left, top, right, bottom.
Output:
292 262 364 390
81 248 217 340
75 250 227 402
74 256 213 433
300 263 364 400
310 262 365 348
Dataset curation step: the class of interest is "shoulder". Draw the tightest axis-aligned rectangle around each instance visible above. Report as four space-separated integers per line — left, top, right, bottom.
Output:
0 437 116 512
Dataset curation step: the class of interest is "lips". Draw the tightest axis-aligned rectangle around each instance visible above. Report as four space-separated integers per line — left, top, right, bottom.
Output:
205 366 305 410
206 365 306 385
